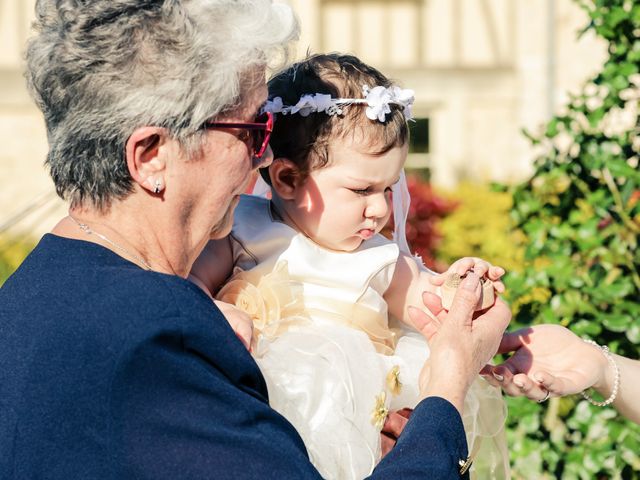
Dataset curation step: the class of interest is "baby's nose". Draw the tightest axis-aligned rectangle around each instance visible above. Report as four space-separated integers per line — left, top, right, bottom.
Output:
365 192 390 219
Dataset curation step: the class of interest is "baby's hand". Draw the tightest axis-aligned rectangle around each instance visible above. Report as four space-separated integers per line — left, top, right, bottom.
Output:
429 257 506 294
214 300 254 352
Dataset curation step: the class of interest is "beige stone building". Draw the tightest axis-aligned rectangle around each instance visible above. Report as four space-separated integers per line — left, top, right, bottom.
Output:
0 0 607 237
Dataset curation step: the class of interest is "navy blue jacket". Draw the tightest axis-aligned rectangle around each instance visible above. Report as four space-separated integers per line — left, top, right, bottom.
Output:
0 234 469 479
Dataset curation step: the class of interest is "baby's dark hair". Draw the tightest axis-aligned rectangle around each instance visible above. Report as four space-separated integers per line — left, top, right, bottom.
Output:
262 53 410 184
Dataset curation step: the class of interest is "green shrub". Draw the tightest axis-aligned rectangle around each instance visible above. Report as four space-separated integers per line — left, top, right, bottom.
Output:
436 182 524 272
503 0 640 477
0 235 36 286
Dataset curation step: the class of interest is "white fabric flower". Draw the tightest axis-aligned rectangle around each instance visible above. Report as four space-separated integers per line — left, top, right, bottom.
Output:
312 94 333 113
263 97 284 114
364 86 393 122
391 87 415 120
361 85 415 122
290 94 316 116
289 93 334 116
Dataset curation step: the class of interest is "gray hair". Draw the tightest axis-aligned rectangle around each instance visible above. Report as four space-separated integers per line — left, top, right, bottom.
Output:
26 0 299 209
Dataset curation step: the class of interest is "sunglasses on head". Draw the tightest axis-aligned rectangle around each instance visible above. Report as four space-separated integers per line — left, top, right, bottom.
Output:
202 110 274 159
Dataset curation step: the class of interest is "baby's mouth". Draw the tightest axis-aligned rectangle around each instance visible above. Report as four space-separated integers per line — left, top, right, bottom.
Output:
357 228 375 240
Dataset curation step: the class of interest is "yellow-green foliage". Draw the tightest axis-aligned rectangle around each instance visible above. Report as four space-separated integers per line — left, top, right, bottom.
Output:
0 235 36 286
435 182 524 272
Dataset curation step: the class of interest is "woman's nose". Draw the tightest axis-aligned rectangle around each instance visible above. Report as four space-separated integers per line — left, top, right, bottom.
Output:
364 192 390 219
252 144 274 170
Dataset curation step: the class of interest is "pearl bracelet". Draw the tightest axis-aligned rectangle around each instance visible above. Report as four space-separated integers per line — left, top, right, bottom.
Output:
580 340 620 407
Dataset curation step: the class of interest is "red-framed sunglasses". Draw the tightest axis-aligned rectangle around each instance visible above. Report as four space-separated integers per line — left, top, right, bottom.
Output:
202 111 274 159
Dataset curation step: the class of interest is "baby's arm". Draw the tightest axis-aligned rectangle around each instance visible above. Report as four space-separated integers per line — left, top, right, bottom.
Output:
384 253 505 328
384 253 438 325
190 237 253 350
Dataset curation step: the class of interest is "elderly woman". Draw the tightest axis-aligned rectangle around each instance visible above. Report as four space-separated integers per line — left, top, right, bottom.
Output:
0 1 511 478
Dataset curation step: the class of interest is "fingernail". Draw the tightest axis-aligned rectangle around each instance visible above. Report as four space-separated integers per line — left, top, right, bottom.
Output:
493 372 504 382
513 379 524 388
461 272 479 291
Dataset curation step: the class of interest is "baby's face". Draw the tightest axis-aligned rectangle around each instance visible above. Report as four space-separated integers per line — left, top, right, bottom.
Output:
287 135 407 252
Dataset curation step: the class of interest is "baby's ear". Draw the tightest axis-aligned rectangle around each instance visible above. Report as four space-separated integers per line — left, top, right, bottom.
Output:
269 158 302 200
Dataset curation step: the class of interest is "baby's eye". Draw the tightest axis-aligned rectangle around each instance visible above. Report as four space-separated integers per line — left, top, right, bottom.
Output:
350 187 371 196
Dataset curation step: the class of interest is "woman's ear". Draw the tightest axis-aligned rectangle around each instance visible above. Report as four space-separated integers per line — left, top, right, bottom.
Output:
269 158 302 200
125 126 169 194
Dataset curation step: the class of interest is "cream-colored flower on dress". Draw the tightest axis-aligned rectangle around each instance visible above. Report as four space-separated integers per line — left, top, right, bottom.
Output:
216 261 307 342
386 365 402 396
371 391 389 430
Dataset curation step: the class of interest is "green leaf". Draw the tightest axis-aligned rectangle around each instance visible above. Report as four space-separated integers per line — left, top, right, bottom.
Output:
617 61 639 77
572 319 602 336
611 74 630 91
546 118 560 138
606 6 627 28
587 106 606 127
607 160 640 182
625 323 640 344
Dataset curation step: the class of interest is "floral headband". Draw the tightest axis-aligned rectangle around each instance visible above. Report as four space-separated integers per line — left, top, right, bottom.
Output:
262 85 414 122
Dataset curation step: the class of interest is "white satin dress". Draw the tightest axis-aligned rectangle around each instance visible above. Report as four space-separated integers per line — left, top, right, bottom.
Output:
216 195 510 479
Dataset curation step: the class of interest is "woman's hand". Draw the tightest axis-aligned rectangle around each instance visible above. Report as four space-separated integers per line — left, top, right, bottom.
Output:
409 272 512 413
481 325 608 402
214 300 254 352
429 257 506 294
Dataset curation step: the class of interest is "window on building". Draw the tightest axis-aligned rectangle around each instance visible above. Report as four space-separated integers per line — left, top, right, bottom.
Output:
406 117 430 169
409 117 429 154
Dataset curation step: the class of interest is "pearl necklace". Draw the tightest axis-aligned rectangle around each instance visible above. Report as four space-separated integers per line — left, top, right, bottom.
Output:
69 216 153 271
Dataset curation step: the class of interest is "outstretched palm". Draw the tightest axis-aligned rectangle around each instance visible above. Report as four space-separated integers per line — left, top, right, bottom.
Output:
497 325 604 396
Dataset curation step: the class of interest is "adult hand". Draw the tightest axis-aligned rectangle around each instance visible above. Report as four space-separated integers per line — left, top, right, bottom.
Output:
409 272 511 414
482 325 607 402
380 408 413 458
